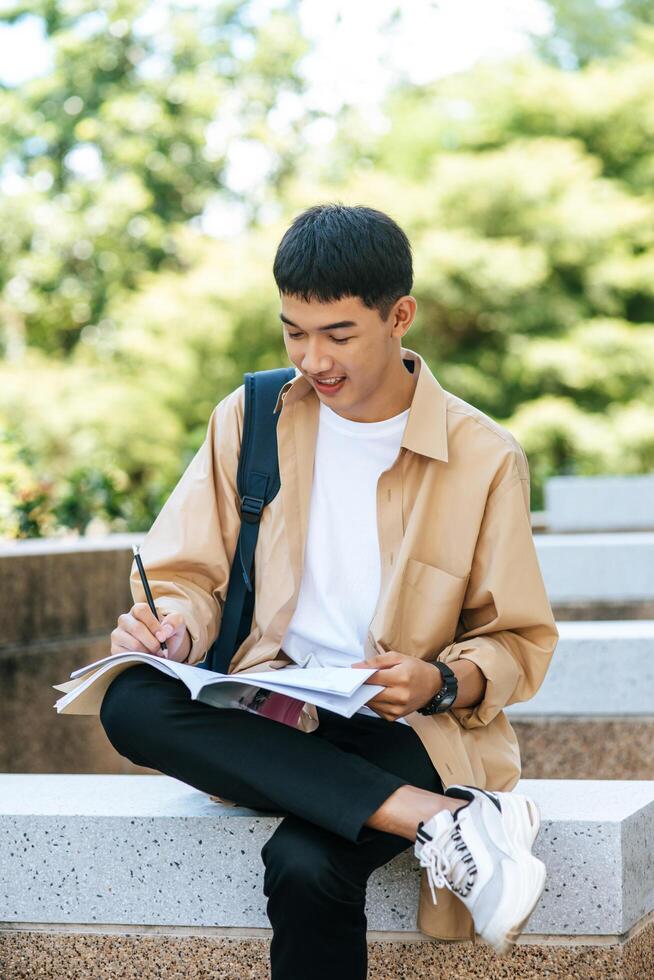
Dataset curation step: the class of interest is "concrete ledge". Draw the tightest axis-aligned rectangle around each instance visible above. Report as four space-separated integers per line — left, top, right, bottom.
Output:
505 621 654 717
1 775 653 940
0 535 140 647
3 532 651 646
545 474 654 533
535 532 654 603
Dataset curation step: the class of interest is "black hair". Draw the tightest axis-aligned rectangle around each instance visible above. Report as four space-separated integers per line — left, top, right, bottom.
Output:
273 202 413 322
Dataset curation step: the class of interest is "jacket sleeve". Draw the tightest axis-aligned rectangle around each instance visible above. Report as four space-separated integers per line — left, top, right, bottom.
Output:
129 387 243 666
436 445 559 729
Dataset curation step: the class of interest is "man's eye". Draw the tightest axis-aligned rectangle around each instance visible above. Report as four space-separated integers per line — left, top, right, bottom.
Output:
287 333 350 344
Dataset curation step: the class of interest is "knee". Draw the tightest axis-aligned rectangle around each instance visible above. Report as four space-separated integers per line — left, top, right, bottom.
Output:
99 665 156 753
261 821 355 906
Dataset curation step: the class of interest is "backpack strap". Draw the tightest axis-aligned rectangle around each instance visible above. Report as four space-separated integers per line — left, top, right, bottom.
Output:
200 366 297 673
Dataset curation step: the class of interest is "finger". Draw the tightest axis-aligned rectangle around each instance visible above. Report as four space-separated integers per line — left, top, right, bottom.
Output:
367 704 399 721
361 658 403 669
367 695 400 711
160 613 184 631
132 602 166 636
115 642 166 659
111 628 152 654
158 614 184 640
361 665 404 683
368 706 396 721
364 691 396 709
154 622 176 643
125 616 164 654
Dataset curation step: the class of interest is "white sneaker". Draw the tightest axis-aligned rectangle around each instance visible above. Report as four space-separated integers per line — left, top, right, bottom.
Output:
414 783 546 954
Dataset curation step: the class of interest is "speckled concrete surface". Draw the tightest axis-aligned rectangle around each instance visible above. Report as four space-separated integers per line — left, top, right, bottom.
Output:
4 775 653 937
0 919 652 980
516 718 654 780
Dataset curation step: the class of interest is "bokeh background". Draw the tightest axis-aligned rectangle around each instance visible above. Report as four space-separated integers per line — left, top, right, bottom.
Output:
2 0 654 539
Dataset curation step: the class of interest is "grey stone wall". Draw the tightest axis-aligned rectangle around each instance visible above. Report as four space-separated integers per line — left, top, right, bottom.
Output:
1 535 152 775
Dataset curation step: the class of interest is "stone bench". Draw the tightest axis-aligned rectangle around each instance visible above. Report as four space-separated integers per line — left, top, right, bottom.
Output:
544 474 654 533
534 532 654 618
1 774 653 979
506 621 654 783
505 620 654 717
2 533 651 783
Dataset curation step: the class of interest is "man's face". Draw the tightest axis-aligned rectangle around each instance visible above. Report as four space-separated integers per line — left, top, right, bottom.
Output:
280 292 414 419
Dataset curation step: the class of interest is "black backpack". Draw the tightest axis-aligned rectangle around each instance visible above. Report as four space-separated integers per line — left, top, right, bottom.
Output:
198 366 297 673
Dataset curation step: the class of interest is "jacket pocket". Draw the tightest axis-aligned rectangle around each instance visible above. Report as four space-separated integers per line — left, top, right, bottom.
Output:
395 558 470 658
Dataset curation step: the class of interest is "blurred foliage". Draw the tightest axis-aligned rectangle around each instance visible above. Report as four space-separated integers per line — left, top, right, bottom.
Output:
0 0 309 353
533 0 654 68
1 0 654 537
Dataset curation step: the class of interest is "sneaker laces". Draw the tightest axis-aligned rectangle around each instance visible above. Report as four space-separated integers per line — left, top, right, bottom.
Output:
417 815 478 905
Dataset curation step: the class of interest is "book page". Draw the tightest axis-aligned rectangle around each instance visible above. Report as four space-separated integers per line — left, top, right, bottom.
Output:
54 652 383 720
236 678 385 717
53 657 182 716
200 665 376 696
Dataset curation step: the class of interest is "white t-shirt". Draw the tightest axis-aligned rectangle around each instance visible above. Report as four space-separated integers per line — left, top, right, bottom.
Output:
281 399 411 725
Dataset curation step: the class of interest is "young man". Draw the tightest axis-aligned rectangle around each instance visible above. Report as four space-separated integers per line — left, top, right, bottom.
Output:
101 204 558 977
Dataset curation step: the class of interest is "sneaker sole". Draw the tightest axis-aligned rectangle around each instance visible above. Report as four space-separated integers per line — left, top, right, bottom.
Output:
481 795 546 954
499 856 547 954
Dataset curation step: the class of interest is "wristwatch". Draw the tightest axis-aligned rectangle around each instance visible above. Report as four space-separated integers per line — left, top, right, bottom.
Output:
417 661 458 715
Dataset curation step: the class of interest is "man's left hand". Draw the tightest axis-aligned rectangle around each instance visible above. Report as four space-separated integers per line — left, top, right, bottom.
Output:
350 650 441 722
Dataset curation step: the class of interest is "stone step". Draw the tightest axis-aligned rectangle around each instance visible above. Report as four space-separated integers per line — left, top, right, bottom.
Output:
534 531 654 604
544 474 654 533
3 530 652 645
1 774 651 935
505 621 654 717
506 621 654 780
2 775 652 977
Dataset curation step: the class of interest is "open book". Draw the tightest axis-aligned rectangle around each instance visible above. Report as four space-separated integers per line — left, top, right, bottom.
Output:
52 652 386 722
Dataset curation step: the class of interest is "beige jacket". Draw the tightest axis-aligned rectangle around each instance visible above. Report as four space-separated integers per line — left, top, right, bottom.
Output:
130 346 559 942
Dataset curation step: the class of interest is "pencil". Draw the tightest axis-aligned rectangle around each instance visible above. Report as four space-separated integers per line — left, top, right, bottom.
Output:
132 545 168 655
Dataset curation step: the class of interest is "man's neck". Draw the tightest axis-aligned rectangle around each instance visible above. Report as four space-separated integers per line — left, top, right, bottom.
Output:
352 357 419 423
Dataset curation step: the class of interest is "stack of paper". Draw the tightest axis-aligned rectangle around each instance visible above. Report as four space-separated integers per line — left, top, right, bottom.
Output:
52 652 385 719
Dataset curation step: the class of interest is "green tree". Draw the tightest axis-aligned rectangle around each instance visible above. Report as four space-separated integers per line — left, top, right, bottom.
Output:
0 0 309 354
534 0 654 68
291 32 654 506
3 4 654 536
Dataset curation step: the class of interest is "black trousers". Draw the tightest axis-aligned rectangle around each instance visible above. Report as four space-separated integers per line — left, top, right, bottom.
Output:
99 664 444 980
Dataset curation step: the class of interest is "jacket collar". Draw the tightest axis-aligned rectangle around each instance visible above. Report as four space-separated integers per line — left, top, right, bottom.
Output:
272 346 449 462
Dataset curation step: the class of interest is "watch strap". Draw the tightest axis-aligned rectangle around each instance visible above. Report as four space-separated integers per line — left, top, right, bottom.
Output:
417 661 458 715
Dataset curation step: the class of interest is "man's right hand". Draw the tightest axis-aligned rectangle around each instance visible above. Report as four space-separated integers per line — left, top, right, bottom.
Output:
111 603 192 663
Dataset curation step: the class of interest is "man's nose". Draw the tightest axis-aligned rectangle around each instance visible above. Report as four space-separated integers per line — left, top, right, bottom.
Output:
300 346 335 375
